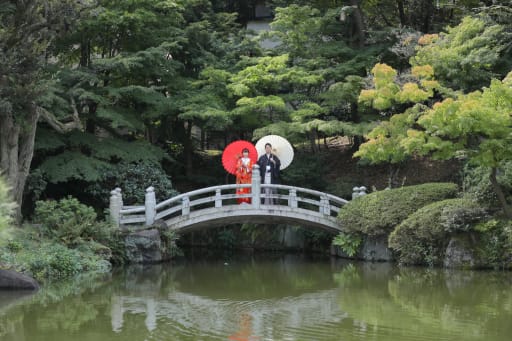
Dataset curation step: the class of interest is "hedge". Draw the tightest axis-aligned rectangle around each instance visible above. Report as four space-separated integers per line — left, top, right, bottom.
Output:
388 198 486 265
338 182 459 236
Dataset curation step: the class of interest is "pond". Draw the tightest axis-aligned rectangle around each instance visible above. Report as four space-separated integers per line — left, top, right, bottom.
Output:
1 253 511 340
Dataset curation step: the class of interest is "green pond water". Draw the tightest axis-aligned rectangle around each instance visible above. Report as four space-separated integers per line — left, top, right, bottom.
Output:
1 254 511 341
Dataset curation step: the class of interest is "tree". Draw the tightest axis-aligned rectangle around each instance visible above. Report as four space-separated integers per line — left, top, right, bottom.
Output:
268 5 322 58
356 62 512 217
0 0 84 221
247 4 390 152
354 62 441 186
411 15 511 91
408 74 512 217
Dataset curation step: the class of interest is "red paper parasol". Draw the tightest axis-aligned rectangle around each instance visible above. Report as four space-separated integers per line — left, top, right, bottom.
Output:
222 140 258 175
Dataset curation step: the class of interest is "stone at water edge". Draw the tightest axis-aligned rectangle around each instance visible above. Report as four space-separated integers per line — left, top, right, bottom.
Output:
0 269 40 290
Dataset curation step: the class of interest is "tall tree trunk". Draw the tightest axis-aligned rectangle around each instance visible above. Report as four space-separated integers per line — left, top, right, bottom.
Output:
422 1 434 33
489 167 512 219
350 135 364 153
388 163 401 189
183 121 193 176
0 104 39 223
396 0 407 26
349 0 366 48
200 129 206 150
309 131 317 153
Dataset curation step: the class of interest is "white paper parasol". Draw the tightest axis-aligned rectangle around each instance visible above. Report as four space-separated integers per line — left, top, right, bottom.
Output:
255 135 294 170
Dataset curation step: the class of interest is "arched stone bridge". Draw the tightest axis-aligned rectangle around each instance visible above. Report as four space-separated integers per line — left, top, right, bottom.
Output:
110 165 348 233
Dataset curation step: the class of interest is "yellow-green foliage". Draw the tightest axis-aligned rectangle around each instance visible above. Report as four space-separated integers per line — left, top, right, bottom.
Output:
354 110 418 164
389 198 486 266
358 63 437 110
412 16 506 91
338 183 458 236
417 75 512 166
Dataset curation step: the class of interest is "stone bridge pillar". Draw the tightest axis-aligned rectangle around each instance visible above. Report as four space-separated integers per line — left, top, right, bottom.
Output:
252 164 261 209
145 186 156 226
288 189 298 208
110 188 123 227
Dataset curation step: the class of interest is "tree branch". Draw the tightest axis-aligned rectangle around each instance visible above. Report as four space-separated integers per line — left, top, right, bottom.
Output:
37 99 83 133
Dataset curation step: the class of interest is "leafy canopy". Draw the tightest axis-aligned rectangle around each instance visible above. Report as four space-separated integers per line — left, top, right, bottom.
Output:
411 16 510 91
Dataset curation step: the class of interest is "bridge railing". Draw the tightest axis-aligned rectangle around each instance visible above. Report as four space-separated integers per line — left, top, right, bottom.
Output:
110 165 349 227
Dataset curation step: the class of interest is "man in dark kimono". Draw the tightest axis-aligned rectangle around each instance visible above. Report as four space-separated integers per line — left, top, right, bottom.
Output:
257 143 281 204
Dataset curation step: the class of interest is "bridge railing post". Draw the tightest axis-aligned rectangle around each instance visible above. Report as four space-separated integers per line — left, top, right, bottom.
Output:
145 186 156 226
319 195 330 215
182 196 190 216
115 187 123 208
109 189 121 227
324 195 331 216
288 189 298 208
215 189 222 208
252 164 261 209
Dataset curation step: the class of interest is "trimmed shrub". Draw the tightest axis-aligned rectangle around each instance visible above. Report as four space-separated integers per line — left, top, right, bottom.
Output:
388 198 487 266
338 182 459 236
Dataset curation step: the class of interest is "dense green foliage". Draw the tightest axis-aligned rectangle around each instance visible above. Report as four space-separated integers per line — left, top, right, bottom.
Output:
462 162 512 209
338 183 459 236
34 197 112 246
356 65 512 217
0 176 14 232
280 152 328 190
388 198 487 266
84 161 179 206
411 15 512 91
1 197 117 280
332 231 362 257
0 231 112 280
473 219 512 269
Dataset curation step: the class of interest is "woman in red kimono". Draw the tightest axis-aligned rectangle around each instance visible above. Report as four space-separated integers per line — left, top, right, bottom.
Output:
235 148 253 204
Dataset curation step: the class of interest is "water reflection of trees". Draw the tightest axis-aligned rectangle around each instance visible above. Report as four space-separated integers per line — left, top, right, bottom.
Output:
334 264 512 340
1 257 346 341
0 273 113 340
2 260 512 341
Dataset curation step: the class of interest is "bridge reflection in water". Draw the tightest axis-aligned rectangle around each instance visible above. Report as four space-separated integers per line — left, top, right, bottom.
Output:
106 259 512 341
110 289 343 336
109 257 345 339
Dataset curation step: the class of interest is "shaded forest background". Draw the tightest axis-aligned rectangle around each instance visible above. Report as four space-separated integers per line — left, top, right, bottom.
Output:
1 0 511 223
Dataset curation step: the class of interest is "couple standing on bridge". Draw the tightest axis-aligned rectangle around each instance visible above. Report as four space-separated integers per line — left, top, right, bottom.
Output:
235 142 281 205
223 135 293 205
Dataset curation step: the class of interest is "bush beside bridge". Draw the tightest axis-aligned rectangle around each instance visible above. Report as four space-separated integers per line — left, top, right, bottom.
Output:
337 183 459 236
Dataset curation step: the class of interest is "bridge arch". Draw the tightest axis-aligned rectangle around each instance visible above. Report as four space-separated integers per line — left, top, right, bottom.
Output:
110 165 349 233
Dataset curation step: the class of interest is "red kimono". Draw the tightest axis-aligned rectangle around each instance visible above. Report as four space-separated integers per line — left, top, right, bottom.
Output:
235 157 253 204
